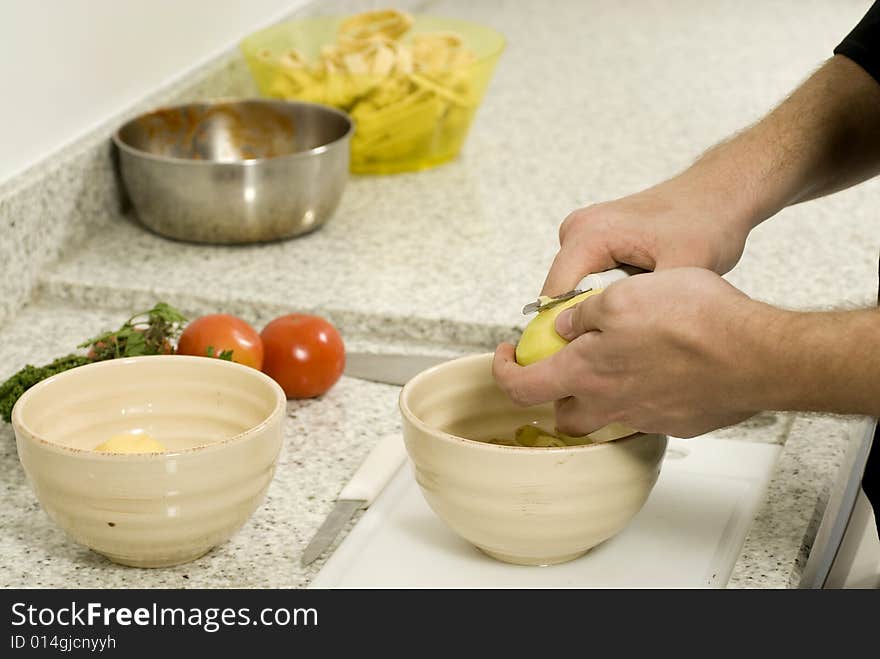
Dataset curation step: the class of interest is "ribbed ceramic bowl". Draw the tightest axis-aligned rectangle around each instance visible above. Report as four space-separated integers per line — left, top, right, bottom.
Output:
11 355 286 568
399 353 667 566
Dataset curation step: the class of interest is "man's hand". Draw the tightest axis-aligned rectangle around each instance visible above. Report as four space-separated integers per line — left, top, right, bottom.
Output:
542 56 880 298
541 181 752 297
495 269 773 438
493 55 880 436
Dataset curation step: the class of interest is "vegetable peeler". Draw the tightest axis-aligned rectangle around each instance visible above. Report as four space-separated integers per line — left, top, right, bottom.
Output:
522 266 644 315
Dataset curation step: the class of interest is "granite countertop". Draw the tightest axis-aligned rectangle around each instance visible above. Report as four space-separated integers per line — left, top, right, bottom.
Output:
0 304 443 588
1 0 876 588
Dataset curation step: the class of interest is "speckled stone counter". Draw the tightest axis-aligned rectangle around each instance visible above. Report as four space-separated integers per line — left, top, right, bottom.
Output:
1 0 877 588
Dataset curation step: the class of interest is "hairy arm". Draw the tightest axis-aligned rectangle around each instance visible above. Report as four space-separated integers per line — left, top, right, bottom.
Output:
694 54 880 230
542 55 880 294
495 37 880 436
756 307 880 417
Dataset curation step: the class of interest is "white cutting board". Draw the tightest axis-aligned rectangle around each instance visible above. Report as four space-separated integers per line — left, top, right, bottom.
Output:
310 437 781 588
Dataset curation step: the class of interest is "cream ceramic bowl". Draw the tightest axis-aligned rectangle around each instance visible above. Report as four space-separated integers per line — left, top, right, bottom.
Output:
399 353 667 566
12 355 286 568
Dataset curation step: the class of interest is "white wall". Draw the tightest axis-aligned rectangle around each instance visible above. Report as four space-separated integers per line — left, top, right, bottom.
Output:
0 0 308 184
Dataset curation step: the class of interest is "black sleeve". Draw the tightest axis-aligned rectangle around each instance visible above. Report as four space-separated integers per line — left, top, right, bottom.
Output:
840 4 880 540
835 1 880 83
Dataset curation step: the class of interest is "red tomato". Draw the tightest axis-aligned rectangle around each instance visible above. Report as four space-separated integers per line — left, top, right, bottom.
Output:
176 314 264 370
260 314 345 398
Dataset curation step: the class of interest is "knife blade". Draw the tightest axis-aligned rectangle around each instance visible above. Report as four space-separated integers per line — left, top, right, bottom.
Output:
302 353 451 566
343 352 450 386
301 432 408 566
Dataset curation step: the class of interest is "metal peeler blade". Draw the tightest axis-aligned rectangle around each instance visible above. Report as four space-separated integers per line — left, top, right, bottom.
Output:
521 289 589 315
520 266 643 315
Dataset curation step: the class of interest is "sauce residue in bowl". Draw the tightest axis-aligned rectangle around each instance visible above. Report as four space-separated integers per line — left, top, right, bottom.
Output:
122 102 299 161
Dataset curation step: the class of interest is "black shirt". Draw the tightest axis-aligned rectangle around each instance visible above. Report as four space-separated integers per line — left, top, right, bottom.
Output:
834 1 880 534
836 1 880 83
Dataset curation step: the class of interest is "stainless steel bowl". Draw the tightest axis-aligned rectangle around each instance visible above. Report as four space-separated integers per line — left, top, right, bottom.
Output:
113 99 353 244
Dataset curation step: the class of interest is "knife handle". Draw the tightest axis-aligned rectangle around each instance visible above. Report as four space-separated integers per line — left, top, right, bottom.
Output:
339 433 408 506
577 265 645 291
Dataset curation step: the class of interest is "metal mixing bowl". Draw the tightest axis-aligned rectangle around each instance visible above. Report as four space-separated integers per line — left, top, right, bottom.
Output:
113 99 353 244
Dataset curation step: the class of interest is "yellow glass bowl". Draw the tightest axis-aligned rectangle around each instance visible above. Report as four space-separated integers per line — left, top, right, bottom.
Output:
240 16 505 174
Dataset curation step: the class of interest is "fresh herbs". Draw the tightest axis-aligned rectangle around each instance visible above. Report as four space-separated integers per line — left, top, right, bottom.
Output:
79 302 188 360
0 355 92 423
205 346 234 361
0 303 187 423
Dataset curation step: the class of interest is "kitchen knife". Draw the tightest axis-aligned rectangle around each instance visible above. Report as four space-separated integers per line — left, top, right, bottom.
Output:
300 432 408 566
300 354 452 565
343 352 450 386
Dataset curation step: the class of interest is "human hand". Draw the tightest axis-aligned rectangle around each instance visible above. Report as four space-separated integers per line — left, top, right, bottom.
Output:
494 268 774 438
541 180 752 296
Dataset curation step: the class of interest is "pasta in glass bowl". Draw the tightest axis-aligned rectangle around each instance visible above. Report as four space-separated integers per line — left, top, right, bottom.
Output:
240 10 505 174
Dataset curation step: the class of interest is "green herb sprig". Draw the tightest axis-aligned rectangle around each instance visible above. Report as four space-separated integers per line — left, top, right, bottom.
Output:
0 355 93 423
79 302 188 360
0 303 187 423
205 346 234 361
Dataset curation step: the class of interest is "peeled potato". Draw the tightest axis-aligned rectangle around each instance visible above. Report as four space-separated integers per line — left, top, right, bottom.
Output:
514 289 638 442
486 425 584 448
515 290 603 366
529 433 568 448
94 433 166 454
486 436 518 446
487 425 567 447
514 425 543 446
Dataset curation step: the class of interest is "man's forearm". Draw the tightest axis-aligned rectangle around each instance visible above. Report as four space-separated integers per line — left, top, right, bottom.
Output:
688 55 880 416
744 305 880 417
667 55 880 234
